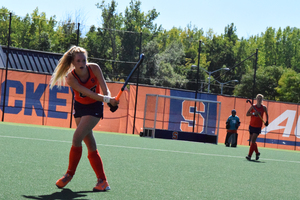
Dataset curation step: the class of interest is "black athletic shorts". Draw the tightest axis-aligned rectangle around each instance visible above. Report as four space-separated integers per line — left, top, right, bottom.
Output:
73 101 103 119
249 125 261 135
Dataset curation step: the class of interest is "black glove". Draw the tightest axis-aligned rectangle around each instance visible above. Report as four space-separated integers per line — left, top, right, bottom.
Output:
108 103 118 112
235 122 240 129
226 121 230 129
264 121 269 126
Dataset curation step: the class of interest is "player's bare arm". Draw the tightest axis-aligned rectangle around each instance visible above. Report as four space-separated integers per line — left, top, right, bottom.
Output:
89 64 109 95
246 106 255 116
89 63 119 106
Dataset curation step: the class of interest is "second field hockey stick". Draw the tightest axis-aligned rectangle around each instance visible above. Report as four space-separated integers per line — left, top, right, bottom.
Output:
108 53 145 112
246 99 266 124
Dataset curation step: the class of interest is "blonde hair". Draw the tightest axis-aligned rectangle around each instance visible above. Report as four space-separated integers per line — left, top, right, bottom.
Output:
256 94 264 99
49 46 88 89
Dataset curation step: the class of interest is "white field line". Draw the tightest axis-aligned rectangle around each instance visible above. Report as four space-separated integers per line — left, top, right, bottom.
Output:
1 134 300 164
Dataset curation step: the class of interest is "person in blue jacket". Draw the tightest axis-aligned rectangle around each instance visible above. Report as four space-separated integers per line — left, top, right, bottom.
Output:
225 109 240 147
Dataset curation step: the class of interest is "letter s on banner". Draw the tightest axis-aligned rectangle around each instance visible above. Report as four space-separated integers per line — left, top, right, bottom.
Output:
172 131 178 140
180 100 205 133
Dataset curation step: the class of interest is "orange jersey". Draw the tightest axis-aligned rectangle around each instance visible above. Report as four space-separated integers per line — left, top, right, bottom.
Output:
71 66 100 104
249 104 265 128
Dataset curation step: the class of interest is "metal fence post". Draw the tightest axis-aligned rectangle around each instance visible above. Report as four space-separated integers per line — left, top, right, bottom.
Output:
2 13 12 122
132 31 142 134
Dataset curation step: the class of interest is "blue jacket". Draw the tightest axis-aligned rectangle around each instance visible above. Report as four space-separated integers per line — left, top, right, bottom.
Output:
226 115 240 130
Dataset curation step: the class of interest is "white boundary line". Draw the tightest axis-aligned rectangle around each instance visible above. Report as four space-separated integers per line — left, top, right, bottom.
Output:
1 134 300 164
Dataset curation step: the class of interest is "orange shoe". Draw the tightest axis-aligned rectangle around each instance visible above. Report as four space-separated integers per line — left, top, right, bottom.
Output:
56 173 73 188
93 179 111 191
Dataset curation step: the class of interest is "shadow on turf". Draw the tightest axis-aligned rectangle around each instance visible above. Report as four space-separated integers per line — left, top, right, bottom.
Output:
246 160 266 163
22 188 103 200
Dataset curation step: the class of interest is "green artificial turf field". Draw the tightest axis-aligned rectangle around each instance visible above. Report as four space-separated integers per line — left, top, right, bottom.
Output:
0 122 299 200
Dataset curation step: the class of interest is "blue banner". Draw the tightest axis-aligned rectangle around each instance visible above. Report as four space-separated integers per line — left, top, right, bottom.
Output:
169 90 218 135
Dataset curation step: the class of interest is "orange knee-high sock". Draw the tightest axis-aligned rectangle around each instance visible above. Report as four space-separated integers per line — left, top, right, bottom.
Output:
253 142 259 154
88 150 107 181
248 143 255 157
66 145 82 176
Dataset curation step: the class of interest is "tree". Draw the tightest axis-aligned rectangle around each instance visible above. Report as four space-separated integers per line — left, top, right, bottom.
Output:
81 1 124 79
150 62 187 88
140 39 160 84
289 28 300 72
281 26 293 69
276 68 300 103
150 40 187 88
232 38 253 80
263 27 276 66
224 23 238 46
204 23 238 94
0 7 57 51
275 27 284 66
94 0 123 72
0 7 11 46
51 19 78 53
234 65 284 100
119 0 161 75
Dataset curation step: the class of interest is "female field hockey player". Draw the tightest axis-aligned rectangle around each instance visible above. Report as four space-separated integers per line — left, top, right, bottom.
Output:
49 46 119 191
246 94 269 161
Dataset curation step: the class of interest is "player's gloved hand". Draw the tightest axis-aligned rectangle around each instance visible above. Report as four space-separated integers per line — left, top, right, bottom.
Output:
235 122 240 129
264 121 269 126
226 121 230 129
108 103 118 112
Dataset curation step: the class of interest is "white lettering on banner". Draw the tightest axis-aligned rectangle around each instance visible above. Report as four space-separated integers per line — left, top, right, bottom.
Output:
261 110 296 137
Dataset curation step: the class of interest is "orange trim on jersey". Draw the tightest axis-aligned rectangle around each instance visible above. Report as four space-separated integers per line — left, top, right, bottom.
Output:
249 104 265 128
71 66 100 104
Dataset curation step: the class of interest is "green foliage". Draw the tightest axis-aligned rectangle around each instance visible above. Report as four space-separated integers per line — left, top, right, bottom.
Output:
0 7 58 51
83 0 124 77
276 68 300 103
141 40 160 84
150 61 188 88
150 40 187 88
234 65 284 100
0 7 10 45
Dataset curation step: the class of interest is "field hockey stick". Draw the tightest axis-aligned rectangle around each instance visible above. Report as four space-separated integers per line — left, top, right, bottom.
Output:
108 54 145 112
246 99 266 124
